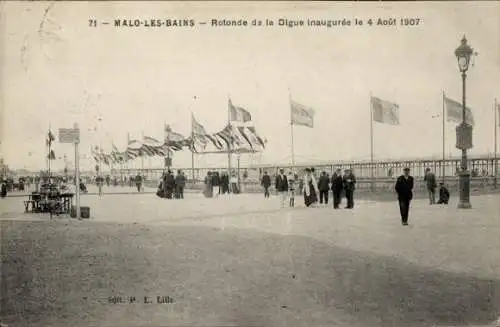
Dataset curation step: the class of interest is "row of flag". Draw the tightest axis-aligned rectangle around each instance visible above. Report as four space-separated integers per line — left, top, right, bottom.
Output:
90 99 267 165
289 93 484 128
370 93 477 127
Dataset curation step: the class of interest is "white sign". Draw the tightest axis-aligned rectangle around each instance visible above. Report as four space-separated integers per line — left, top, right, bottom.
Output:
58 128 80 144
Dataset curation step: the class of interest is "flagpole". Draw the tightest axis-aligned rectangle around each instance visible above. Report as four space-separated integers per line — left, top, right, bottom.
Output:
48 123 52 182
141 131 145 172
190 112 195 182
494 98 498 188
227 95 232 178
165 121 171 171
126 132 130 182
369 93 374 191
288 88 295 167
442 90 446 183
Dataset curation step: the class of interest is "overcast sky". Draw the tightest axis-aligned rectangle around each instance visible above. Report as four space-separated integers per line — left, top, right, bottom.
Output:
1 1 499 171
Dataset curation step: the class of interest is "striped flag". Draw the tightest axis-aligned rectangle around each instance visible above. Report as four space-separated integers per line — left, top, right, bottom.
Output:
245 126 266 148
291 100 315 128
229 99 252 123
191 114 207 135
371 96 400 125
143 135 162 146
207 134 225 150
444 96 474 126
125 148 140 160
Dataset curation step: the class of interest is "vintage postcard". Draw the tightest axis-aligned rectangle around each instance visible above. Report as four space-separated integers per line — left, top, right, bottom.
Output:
1 1 499 327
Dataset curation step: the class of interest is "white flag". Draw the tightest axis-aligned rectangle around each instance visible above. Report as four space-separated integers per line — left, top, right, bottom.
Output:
444 96 474 126
291 100 315 128
371 96 400 125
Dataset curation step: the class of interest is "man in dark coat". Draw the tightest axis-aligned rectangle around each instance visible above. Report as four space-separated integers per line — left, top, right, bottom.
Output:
163 170 175 199
437 182 450 204
318 171 330 205
211 171 220 198
395 167 414 226
275 168 288 208
175 170 186 199
331 168 343 209
342 169 356 209
261 171 271 198
424 168 437 205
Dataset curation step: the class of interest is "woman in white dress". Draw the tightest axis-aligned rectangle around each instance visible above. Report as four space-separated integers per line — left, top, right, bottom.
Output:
303 168 319 207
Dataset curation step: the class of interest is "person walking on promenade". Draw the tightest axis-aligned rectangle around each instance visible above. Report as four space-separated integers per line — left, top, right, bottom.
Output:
395 167 414 226
212 171 220 198
135 173 143 193
0 179 7 198
318 171 330 205
331 168 343 209
342 169 356 209
288 171 296 207
424 168 437 205
175 170 186 199
275 168 288 208
96 175 104 198
261 171 271 198
303 168 319 207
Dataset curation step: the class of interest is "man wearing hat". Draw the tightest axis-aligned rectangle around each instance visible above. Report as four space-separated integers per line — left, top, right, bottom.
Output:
275 168 289 208
395 167 414 226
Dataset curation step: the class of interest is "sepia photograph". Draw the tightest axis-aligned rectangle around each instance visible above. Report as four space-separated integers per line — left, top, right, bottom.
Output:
1 1 499 326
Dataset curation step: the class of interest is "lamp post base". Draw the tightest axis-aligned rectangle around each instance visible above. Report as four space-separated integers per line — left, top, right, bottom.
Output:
457 170 472 209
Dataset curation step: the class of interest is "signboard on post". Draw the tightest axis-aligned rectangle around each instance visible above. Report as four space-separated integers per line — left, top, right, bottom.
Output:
455 123 473 150
58 127 80 144
59 125 82 219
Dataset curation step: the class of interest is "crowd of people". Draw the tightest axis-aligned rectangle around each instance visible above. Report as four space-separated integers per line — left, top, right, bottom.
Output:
261 167 357 209
156 170 187 199
203 171 240 197
258 166 452 227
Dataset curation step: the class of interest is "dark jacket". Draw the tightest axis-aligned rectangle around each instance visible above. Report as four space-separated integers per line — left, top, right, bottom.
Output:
395 175 414 200
343 173 356 191
164 173 175 189
318 175 330 191
211 173 220 186
424 172 437 190
261 174 271 187
439 186 450 201
275 174 288 192
331 174 343 192
175 174 186 188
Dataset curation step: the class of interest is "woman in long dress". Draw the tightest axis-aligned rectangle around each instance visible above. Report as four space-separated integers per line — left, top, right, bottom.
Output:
303 168 319 207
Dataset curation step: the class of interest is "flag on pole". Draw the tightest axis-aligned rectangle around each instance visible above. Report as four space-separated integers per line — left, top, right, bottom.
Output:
246 126 266 148
371 96 400 125
497 102 500 127
164 125 186 143
229 99 252 123
143 135 162 146
47 149 56 160
46 130 55 146
444 96 475 126
191 114 208 150
191 114 207 135
290 100 315 128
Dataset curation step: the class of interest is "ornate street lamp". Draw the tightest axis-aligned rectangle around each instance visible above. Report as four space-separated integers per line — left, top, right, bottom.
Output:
454 35 474 209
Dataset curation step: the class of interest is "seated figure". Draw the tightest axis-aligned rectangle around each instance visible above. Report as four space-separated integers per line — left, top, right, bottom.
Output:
437 182 450 204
